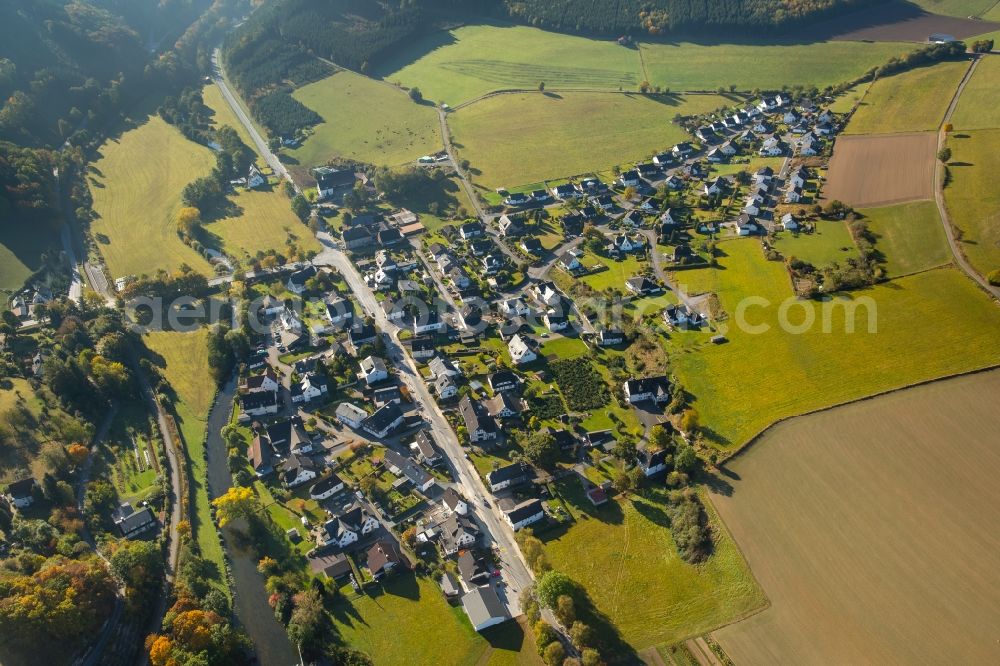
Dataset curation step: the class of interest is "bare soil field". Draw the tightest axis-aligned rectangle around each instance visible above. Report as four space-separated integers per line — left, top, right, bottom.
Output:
815 1 999 41
823 132 936 206
709 369 1000 665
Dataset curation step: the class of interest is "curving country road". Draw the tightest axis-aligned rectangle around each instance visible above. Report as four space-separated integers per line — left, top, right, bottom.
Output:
934 54 1000 300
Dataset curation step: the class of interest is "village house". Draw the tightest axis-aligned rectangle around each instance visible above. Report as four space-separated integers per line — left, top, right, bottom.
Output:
242 367 279 394
672 142 694 158
503 498 545 531
500 298 529 317
413 311 445 335
558 250 583 273
551 183 580 200
459 395 498 443
639 448 670 477
332 403 368 432
383 450 435 493
462 586 509 632
291 372 329 404
507 334 537 365
503 191 531 207
325 298 354 326
785 185 803 204
625 275 660 296
434 373 459 400
610 233 645 254
663 303 703 329
487 462 530 492
343 226 375 251
314 166 356 199
759 136 783 157
318 503 379 548
282 453 318 488
543 310 569 332
789 166 809 189
735 213 764 236
428 356 462 379
798 133 820 156
309 473 346 500
488 370 520 394
367 540 404 579
619 169 641 187
114 502 157 539
781 213 801 231
442 487 469 515
597 328 624 347
359 356 389 386
485 392 523 420
3 478 35 509
286 265 318 294
623 376 672 405
460 221 484 240
532 189 552 202
240 390 279 418
653 152 674 167
704 177 725 197
520 238 543 255
362 403 405 439
439 512 479 555
410 336 435 360
410 431 442 466
498 214 524 237
249 434 275 476
348 322 378 348
373 385 402 407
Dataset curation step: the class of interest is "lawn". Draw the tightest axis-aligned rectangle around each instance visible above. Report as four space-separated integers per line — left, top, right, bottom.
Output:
201 187 320 263
826 81 871 114
580 253 650 293
711 370 1000 664
332 573 540 665
845 60 969 135
202 84 258 157
668 239 1000 449
378 24 643 105
949 54 1000 130
143 329 227 588
541 480 766 652
943 129 1000 278
98 403 161 504
772 220 857 267
89 115 215 280
859 201 950 277
539 336 589 359
451 92 731 188
289 69 442 168
638 39 916 92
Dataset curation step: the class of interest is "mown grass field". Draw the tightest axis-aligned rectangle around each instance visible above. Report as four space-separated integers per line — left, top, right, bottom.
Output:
202 84 258 156
668 240 1000 449
451 92 731 188
638 40 916 92
772 220 857 267
859 201 951 276
949 54 1000 130
144 329 226 588
89 116 215 279
827 81 871 114
541 482 766 652
711 370 1000 664
845 60 968 135
333 573 540 665
289 70 442 168
944 129 1000 278
579 252 651 293
379 24 643 105
202 188 319 263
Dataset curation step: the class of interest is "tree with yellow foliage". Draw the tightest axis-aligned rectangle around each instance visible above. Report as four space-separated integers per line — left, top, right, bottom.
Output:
175 206 202 237
211 486 258 527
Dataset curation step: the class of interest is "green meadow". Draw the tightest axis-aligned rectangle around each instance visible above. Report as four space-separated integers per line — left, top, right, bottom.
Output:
668 240 1000 449
860 201 951 277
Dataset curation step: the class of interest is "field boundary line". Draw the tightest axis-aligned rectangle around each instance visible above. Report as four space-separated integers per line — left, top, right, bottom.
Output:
637 43 650 83
718 361 1000 464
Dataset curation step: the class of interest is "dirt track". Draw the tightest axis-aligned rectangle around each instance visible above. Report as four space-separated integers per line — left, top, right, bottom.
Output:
823 132 937 206
815 1 999 41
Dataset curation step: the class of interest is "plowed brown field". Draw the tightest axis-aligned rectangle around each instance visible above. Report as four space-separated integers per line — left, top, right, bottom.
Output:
710 369 1000 665
823 132 936 206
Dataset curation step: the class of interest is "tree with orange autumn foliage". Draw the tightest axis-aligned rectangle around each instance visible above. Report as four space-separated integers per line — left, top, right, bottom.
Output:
66 443 89 465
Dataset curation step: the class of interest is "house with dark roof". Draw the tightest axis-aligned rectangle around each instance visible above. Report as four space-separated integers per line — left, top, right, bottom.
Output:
309 473 346 500
343 226 375 251
249 435 275 476
114 502 157 538
367 540 404 579
485 392 523 419
488 370 520 394
458 551 492 585
282 453 318 488
441 487 469 515
503 498 545 531
439 513 479 555
362 403 405 439
240 390 279 417
383 450 435 492
410 431 441 466
459 395 498 444
4 478 35 509
625 275 660 296
623 376 671 405
318 503 379 548
487 462 530 492
286 265 318 294
639 448 670 477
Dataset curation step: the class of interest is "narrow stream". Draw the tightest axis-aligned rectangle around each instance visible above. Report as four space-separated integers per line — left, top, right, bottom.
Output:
205 377 300 666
